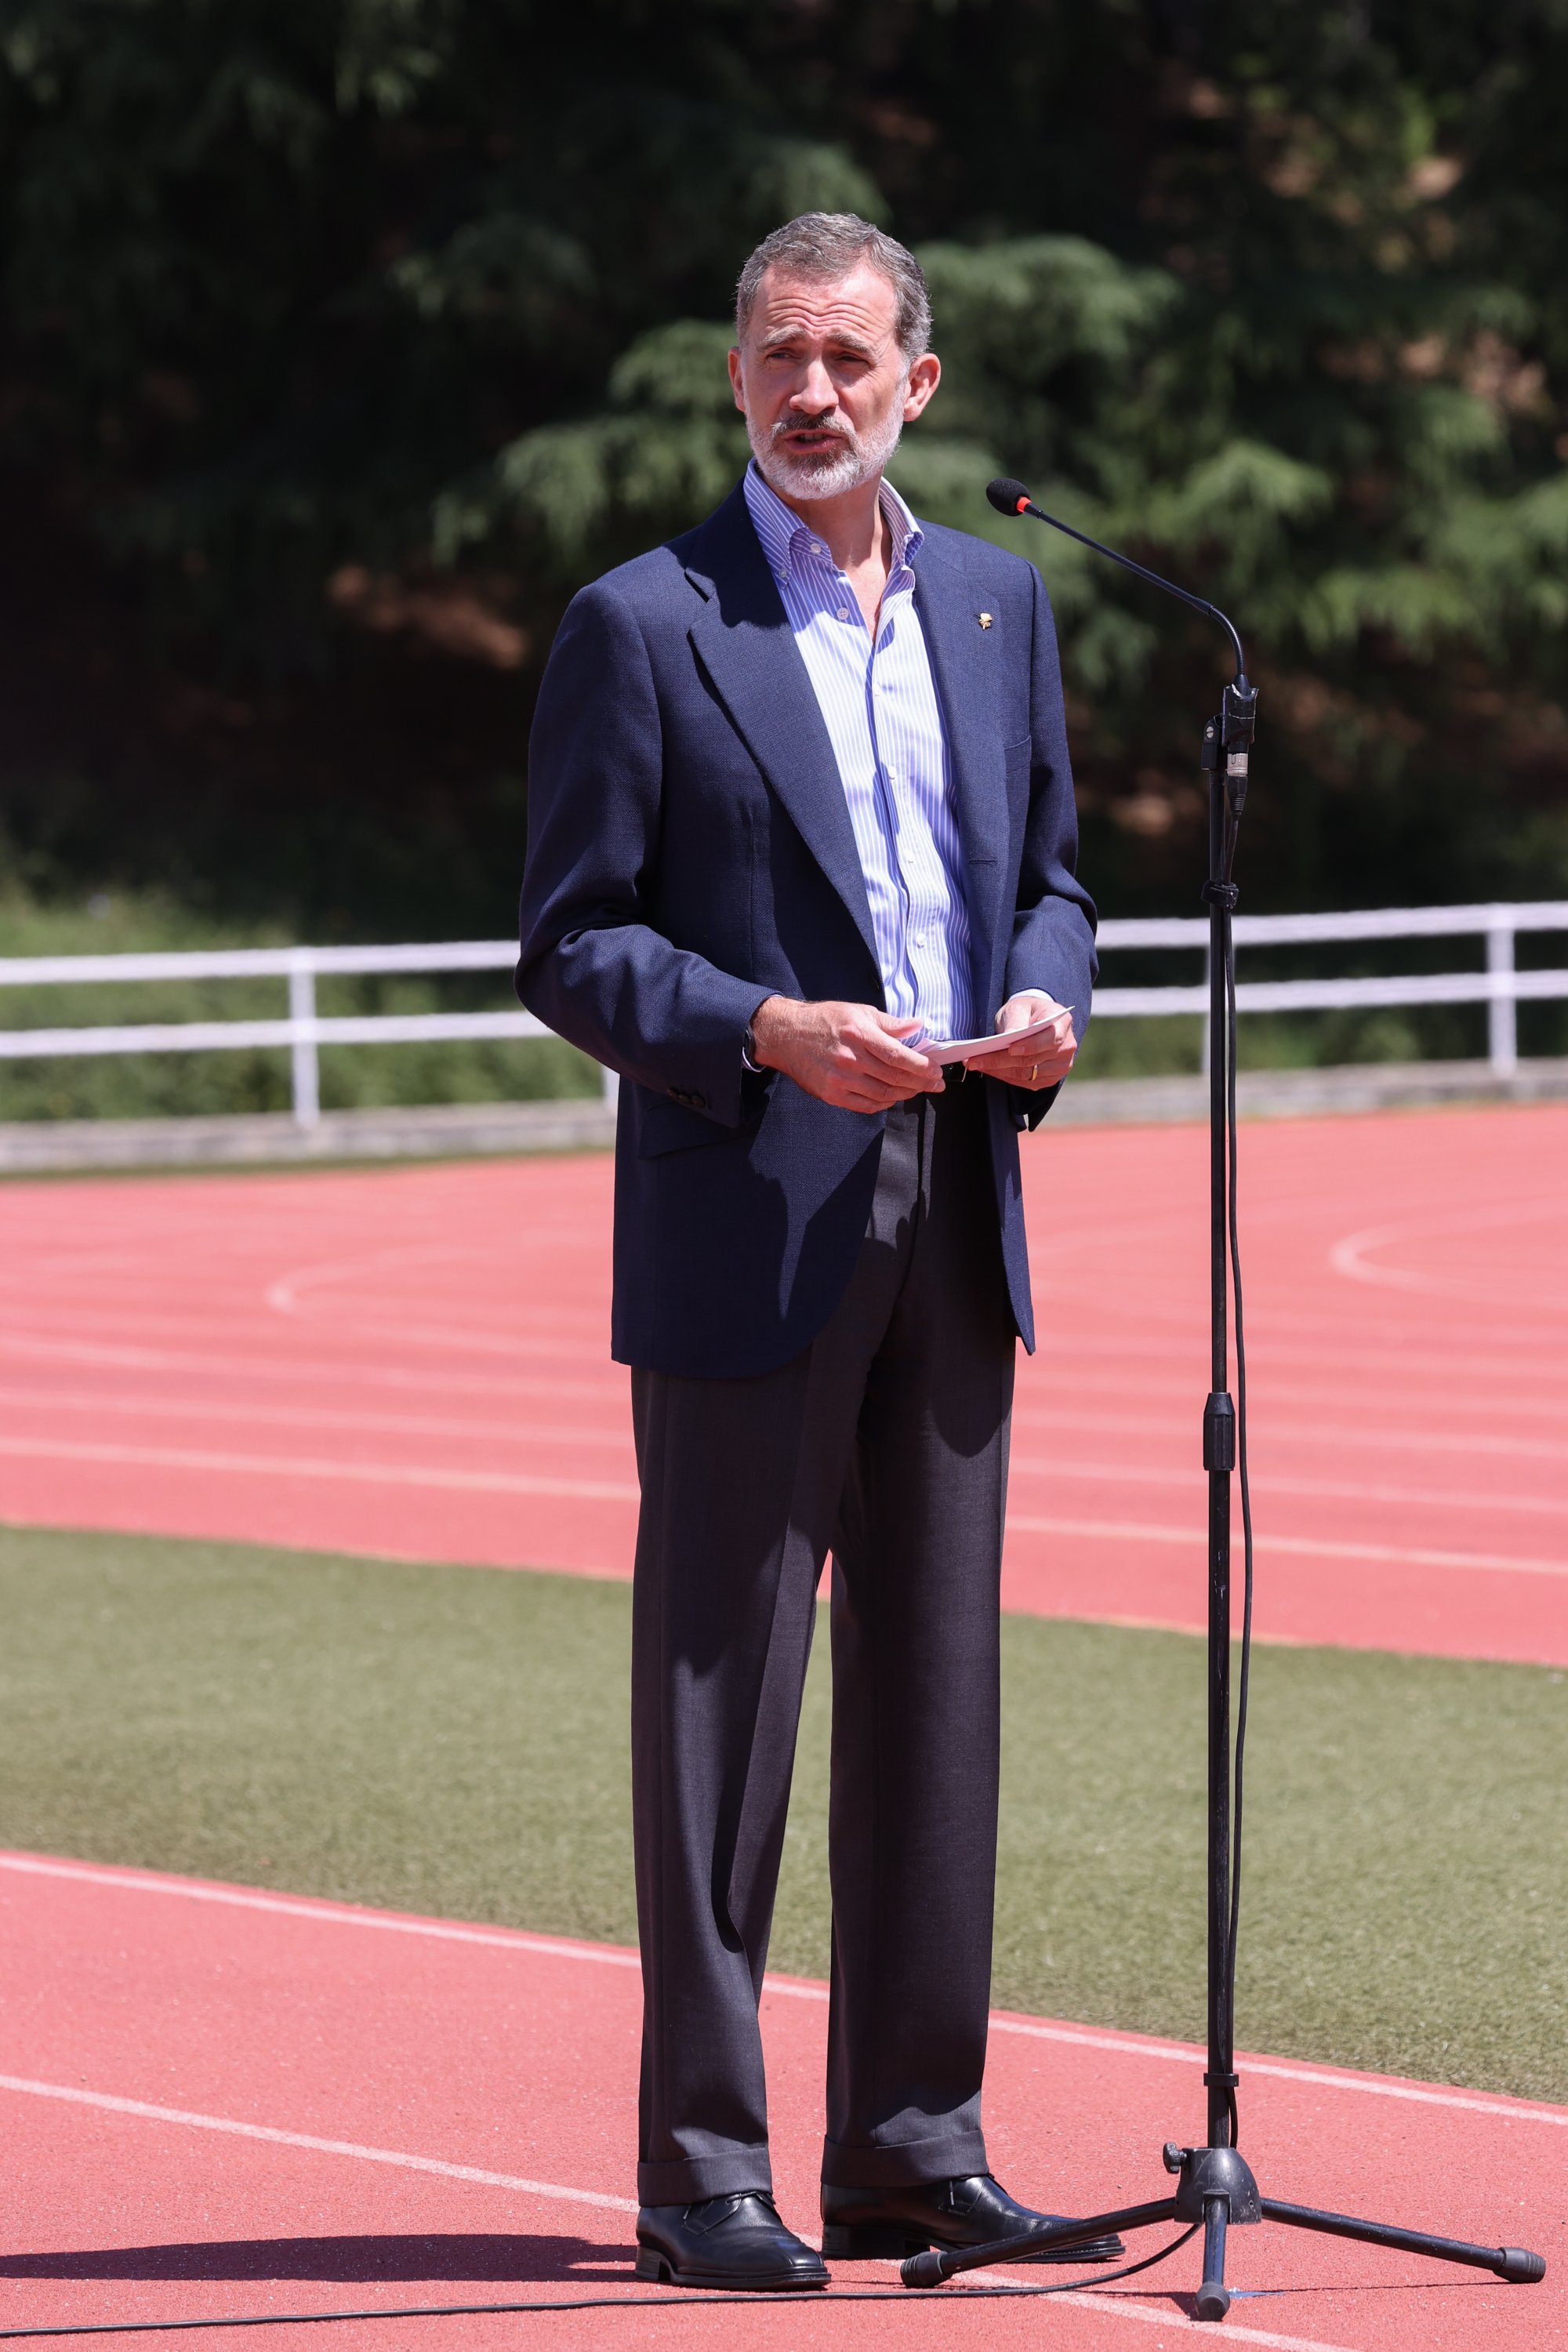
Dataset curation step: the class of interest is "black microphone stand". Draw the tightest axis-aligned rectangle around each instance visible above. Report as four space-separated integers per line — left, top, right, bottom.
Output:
894 481 1548 2321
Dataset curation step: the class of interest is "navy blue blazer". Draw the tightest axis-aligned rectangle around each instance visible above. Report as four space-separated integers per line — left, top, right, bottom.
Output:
517 481 1097 1379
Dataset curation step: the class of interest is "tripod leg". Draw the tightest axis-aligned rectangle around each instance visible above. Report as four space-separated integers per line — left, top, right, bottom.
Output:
1261 2198 1545 2283
1195 2196 1230 2322
898 2198 1180 2288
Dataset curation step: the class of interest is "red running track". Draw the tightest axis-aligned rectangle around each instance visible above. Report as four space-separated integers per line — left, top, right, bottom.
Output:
0 1104 1564 1663
0 1849 1561 2350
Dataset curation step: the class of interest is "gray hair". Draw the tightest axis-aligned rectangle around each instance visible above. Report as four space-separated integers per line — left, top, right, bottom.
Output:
735 213 932 361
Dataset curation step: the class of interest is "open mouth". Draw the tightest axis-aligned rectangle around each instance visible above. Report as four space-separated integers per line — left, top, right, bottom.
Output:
779 424 852 456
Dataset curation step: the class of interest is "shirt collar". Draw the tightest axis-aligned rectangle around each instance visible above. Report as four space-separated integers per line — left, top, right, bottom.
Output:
743 458 923 585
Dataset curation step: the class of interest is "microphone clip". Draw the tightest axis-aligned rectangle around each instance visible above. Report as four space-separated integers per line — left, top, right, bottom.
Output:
1223 678 1258 750
1221 681 1256 817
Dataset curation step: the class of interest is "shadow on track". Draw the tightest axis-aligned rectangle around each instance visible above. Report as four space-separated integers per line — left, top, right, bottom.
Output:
0 2235 630 2285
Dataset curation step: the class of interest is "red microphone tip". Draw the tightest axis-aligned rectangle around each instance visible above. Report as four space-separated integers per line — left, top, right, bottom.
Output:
1014 497 1029 514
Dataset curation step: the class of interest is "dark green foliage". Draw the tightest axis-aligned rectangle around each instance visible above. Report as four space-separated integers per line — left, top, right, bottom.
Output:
2 1523 1565 2101
2 3 1566 927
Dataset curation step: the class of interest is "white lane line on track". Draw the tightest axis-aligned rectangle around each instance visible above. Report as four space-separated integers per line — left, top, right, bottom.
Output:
6 1388 1564 1519
1 1435 1564 1576
0 1382 633 1454
7 1307 1568 1403
0 1432 640 1504
0 2074 639 2215
1330 1200 1567 1304
996 2296 1365 2352
982 2016 1568 2128
8 1318 1568 1402
768 1978 1568 2127
0 2075 1370 2350
1013 1412 1568 1467
1017 1381 1568 1425
0 1853 641 1969
5 1341 1565 1471
1006 1515 1568 1579
1009 1459 1568 1520
266 1243 485 1308
0 1330 627 1403
5 1854 1565 2132
0 1306 609 1368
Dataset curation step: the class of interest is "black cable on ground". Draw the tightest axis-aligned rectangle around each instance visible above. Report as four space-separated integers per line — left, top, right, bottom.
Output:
0 2227 1203 2338
1221 896 1256 2154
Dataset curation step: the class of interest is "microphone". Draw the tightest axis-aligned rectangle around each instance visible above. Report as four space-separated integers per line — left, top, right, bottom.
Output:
985 475 1252 704
985 477 1035 518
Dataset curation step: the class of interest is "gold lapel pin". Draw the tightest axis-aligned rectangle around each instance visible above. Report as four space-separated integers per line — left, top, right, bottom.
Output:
978 612 993 630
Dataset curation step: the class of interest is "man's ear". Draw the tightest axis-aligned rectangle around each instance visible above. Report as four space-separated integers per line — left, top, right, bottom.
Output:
902 350 941 422
728 346 746 415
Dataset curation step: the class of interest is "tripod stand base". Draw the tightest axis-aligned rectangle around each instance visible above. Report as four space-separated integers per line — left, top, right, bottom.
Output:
898 2140 1547 2318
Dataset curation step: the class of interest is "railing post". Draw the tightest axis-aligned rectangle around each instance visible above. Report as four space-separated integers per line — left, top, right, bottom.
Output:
1486 913 1517 1076
601 1063 620 1110
289 954 321 1127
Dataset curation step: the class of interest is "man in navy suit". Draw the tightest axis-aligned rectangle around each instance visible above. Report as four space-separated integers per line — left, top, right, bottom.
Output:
518 213 1109 2291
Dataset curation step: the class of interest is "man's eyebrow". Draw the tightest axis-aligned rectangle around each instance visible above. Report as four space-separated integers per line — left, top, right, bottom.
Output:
759 327 880 358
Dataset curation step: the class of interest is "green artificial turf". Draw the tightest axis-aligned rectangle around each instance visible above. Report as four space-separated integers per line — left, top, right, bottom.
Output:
2 1523 1564 2103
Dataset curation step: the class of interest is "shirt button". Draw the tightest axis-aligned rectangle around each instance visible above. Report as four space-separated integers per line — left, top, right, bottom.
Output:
836 605 850 621
811 542 824 556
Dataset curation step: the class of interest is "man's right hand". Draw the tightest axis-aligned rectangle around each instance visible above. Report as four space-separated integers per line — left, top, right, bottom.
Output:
750 996 945 1112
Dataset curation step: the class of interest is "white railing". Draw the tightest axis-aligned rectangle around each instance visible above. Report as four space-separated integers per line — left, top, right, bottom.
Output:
0 941 566 1127
1095 899 1568 1076
0 902 1563 1127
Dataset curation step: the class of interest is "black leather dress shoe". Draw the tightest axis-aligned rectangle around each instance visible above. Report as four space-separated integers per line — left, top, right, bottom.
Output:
820 2172 1125 2265
635 2192 829 2289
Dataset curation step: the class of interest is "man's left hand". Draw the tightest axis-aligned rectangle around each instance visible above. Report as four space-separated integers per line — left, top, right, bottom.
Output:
972 992 1077 1090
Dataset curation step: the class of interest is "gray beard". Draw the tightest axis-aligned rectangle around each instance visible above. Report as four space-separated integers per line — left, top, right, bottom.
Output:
748 399 906 503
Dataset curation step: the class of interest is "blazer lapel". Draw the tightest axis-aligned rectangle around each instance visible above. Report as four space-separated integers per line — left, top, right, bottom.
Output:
911 528 1009 995
681 488 880 977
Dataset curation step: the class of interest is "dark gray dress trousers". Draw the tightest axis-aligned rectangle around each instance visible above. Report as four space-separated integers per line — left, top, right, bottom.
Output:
630 1076 1017 2204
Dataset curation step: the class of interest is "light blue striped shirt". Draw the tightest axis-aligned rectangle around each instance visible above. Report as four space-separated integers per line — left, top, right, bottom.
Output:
742 461 974 1044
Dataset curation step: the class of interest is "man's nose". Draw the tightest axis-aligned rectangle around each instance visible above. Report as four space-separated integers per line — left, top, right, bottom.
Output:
786 358 838 412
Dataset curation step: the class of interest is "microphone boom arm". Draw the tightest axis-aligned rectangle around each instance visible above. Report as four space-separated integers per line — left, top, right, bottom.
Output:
1004 496 1247 683
984 479 1256 779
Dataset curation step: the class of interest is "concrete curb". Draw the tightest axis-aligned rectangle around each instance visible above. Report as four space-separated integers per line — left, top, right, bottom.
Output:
1049 1054 1568 1126
0 1058 1563 1174
0 1097 618 1174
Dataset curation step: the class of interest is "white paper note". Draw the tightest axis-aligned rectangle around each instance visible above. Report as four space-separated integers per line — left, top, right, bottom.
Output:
920 1009 1074 1068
